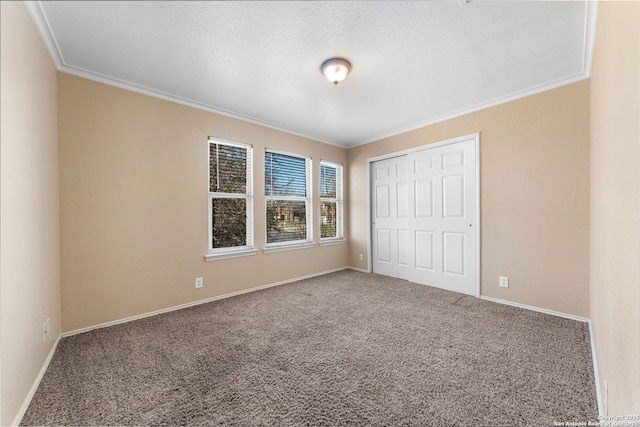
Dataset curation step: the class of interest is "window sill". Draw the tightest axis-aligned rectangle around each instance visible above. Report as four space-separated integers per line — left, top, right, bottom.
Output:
204 248 258 261
263 241 316 254
319 238 347 246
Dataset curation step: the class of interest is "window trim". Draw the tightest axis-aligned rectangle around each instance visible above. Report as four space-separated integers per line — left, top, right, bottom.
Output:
206 137 254 261
320 159 344 242
264 148 313 250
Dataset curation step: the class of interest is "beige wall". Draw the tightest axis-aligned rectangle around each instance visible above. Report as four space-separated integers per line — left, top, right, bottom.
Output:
348 81 591 318
0 2 62 425
58 74 348 333
590 1 640 416
9 0 638 421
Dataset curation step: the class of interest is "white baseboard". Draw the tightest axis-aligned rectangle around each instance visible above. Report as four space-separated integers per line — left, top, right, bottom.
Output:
481 295 600 415
480 295 589 323
13 334 61 426
63 267 351 338
347 266 370 273
20 272 602 423
588 320 602 416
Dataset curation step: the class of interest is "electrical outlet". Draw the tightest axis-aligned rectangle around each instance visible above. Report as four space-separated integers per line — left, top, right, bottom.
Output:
42 318 50 342
359 253 364 261
195 277 203 289
499 276 509 288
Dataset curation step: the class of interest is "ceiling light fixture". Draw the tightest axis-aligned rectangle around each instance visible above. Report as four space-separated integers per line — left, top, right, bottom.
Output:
321 57 351 86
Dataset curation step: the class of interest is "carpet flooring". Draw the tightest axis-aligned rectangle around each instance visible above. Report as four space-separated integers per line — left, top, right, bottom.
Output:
21 270 597 426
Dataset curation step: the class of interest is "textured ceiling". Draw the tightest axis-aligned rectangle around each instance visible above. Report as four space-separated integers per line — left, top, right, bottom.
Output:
28 1 596 148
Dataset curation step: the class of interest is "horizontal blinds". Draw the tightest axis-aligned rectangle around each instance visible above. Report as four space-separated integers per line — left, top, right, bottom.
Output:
335 164 343 200
320 161 343 239
320 163 336 198
265 151 309 197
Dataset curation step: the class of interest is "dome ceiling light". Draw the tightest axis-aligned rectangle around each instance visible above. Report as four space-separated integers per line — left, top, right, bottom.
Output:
321 57 352 86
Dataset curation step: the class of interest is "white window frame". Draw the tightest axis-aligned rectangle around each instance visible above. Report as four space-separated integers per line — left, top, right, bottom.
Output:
264 149 314 253
205 138 257 261
319 160 346 245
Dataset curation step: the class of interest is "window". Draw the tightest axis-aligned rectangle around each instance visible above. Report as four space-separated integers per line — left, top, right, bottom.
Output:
207 138 255 260
320 160 344 241
265 150 313 249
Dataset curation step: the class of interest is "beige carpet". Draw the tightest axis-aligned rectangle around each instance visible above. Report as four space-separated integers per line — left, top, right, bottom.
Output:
21 270 597 426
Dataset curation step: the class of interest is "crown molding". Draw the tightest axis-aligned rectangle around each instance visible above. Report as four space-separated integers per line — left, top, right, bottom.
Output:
57 63 343 148
582 1 599 78
23 1 343 148
349 71 590 148
24 1 63 69
24 0 598 150
349 0 598 148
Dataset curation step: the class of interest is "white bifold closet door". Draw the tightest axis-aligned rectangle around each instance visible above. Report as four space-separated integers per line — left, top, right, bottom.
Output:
372 137 477 296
